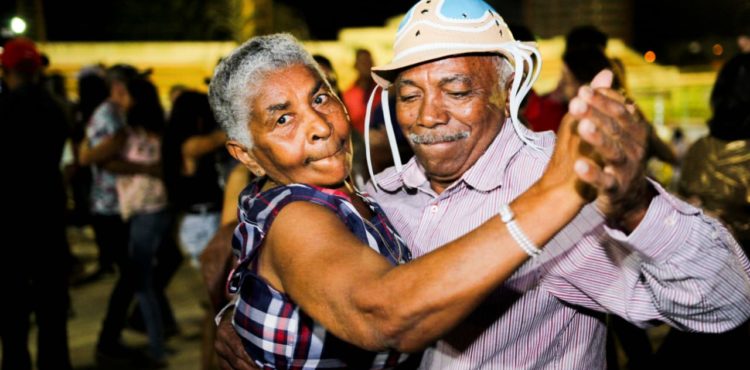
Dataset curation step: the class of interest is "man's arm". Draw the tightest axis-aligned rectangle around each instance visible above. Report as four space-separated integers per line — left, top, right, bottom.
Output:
181 130 227 176
541 196 750 331
78 133 125 166
182 130 227 159
210 163 258 370
213 115 596 370
543 70 750 331
215 311 259 370
101 160 160 176
568 70 654 233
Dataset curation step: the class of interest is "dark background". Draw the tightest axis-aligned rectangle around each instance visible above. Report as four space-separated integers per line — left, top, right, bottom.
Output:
1 0 748 65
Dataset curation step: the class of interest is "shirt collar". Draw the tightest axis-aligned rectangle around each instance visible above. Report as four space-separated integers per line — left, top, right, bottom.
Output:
374 157 425 192
375 119 527 193
461 119 525 192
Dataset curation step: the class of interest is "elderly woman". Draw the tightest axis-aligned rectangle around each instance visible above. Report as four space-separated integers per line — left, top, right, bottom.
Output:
208 33 586 369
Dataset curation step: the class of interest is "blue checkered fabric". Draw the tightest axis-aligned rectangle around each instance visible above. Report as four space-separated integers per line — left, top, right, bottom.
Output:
228 178 415 369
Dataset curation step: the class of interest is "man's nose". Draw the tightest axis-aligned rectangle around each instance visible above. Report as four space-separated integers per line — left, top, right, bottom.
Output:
418 93 448 128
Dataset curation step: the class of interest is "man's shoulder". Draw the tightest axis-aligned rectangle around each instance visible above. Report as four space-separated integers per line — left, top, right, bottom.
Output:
517 129 557 161
487 123 556 173
370 164 408 189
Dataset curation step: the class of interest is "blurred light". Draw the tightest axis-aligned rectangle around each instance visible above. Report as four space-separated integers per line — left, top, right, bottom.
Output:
712 44 724 56
688 41 701 54
644 51 656 63
10 17 27 34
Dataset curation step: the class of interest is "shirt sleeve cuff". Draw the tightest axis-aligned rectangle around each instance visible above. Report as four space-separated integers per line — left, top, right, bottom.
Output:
604 179 701 262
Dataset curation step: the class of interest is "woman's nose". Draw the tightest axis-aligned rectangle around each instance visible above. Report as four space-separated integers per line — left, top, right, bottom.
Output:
307 112 332 142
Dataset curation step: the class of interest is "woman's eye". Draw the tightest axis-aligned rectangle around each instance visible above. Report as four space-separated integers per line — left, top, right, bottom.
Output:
314 93 329 105
448 91 470 98
277 114 290 125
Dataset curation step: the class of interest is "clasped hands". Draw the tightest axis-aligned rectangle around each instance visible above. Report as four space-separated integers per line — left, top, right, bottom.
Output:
553 69 655 233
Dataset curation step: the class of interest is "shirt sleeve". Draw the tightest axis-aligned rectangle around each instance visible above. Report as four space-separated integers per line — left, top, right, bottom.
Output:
87 104 123 146
539 181 750 332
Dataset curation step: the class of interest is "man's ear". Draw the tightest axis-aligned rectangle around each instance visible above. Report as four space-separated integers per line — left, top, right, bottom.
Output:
226 140 266 177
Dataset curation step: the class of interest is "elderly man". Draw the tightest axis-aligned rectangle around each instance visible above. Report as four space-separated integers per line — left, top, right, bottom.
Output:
214 0 750 369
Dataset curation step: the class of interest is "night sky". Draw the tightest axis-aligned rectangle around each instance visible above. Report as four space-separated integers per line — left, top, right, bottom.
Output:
1 0 748 60
0 0 416 41
275 0 414 40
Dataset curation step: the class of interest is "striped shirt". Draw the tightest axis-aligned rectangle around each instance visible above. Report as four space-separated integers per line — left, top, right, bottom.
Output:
367 120 750 369
229 179 415 369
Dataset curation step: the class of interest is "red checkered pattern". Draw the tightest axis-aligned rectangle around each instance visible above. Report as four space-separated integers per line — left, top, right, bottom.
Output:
228 179 415 369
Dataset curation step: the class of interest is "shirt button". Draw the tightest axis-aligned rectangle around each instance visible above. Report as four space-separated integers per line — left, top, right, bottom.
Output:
665 215 676 226
430 205 439 213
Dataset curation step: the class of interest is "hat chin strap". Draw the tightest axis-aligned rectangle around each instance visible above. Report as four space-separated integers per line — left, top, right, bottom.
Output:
364 86 404 191
363 85 379 189
380 88 404 171
503 41 543 151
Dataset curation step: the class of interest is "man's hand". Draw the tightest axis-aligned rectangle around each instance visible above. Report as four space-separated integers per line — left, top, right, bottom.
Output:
568 70 655 232
200 223 236 312
537 110 593 205
215 311 259 370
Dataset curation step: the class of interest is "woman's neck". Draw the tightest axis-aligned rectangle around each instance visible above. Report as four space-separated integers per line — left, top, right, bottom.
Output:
261 176 353 195
261 176 372 219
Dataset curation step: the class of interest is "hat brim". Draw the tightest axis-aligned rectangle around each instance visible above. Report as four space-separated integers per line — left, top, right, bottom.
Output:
371 41 536 88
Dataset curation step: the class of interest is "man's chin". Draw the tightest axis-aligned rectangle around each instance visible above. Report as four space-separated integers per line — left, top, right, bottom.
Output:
414 141 462 158
420 158 466 180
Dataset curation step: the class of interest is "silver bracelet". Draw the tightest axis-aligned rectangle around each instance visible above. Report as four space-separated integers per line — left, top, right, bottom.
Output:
499 203 542 257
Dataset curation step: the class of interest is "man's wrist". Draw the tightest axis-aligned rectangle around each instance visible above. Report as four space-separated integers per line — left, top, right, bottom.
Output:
607 180 657 233
512 180 587 248
499 203 542 257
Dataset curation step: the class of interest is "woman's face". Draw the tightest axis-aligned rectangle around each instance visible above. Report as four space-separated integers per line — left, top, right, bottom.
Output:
245 63 352 188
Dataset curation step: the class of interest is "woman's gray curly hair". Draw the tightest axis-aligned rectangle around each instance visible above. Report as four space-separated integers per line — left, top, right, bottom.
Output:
208 33 322 149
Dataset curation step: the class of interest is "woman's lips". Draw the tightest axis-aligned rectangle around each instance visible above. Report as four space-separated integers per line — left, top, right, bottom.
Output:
306 139 347 164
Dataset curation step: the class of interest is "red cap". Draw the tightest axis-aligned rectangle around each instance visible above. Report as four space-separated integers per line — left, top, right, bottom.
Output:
1 38 42 73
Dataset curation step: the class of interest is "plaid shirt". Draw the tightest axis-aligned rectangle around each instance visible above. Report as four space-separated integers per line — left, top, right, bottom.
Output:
228 178 415 369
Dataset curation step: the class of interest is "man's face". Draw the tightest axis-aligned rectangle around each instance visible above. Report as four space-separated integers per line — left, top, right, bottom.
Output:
395 55 507 192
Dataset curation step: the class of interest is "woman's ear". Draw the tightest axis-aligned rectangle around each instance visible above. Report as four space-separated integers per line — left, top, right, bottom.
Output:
226 140 266 177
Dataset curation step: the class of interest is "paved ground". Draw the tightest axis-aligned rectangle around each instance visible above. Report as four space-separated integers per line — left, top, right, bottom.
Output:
26 226 209 370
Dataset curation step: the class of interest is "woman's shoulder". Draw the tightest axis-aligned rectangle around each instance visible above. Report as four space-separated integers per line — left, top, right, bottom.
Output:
232 180 354 263
237 179 351 227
